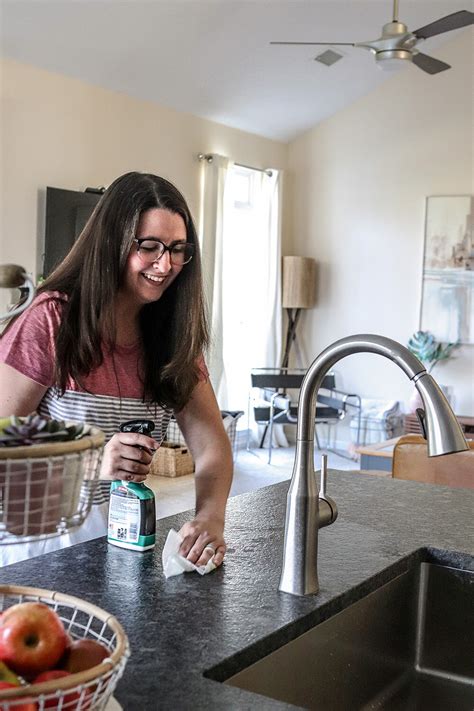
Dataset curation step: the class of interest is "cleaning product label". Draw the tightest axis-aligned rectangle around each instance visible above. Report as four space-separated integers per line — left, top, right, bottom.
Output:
108 488 140 543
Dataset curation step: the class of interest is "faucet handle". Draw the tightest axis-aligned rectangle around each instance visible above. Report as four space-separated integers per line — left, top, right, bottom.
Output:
318 454 338 527
319 453 328 497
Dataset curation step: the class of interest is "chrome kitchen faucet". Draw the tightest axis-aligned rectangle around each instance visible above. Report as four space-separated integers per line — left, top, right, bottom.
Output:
279 334 469 597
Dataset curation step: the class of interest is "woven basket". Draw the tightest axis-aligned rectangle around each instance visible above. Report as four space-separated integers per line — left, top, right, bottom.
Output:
165 411 244 461
149 443 194 478
0 427 105 543
0 585 129 710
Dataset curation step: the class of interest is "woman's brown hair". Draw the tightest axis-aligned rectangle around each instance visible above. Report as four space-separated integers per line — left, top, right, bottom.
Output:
37 171 209 410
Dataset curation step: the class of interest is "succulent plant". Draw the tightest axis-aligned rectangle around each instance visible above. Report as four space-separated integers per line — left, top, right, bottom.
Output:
0 414 86 447
407 331 459 373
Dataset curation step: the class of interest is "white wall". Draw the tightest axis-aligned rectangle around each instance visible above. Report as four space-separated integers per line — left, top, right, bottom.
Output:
0 58 287 312
286 30 474 419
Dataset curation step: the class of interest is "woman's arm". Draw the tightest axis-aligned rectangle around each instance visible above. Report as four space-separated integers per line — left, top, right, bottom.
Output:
175 379 233 568
0 362 48 416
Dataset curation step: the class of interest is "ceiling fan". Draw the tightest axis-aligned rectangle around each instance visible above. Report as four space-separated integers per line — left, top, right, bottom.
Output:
270 0 474 74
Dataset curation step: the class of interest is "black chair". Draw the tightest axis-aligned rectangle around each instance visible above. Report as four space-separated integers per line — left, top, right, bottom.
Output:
248 368 361 463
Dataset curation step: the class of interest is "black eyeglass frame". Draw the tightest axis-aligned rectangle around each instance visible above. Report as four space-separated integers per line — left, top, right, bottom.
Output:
133 238 195 265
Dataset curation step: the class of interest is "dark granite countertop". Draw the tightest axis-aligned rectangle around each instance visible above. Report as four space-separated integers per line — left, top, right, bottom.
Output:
1 470 473 710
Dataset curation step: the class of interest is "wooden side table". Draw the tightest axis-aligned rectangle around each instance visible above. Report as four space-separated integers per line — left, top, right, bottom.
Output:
356 417 473 478
355 437 401 475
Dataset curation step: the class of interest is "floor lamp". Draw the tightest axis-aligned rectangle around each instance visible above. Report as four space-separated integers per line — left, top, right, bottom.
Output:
281 256 316 369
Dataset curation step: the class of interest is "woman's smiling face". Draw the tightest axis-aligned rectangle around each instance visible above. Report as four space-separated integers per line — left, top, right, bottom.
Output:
121 208 187 308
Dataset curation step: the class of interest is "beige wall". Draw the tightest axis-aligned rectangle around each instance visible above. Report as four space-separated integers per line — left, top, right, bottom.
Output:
0 58 287 311
287 30 474 417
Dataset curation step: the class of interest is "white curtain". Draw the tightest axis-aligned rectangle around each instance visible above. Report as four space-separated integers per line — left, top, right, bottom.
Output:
199 158 285 445
241 169 286 446
260 169 283 369
198 155 232 400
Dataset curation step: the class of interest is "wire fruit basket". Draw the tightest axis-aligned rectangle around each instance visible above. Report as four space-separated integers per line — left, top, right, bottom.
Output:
0 427 105 543
0 585 129 710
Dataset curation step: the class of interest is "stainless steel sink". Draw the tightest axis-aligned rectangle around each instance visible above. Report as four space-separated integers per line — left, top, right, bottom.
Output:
224 562 474 710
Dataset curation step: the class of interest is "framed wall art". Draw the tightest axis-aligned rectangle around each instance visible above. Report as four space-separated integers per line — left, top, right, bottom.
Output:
419 195 473 344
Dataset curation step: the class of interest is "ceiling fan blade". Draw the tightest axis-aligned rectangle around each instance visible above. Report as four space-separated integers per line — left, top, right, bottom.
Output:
413 10 474 39
270 42 355 46
412 52 451 74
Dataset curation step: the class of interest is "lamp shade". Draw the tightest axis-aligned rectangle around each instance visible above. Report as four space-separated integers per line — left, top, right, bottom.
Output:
282 256 316 309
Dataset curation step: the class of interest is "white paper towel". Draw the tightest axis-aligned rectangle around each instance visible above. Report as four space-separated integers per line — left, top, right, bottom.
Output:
162 528 217 578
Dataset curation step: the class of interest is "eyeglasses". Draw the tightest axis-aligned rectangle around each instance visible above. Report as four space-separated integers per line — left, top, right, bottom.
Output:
133 238 195 266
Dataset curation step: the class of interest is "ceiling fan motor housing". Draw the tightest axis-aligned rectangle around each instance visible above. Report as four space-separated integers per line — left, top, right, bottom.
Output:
382 21 409 37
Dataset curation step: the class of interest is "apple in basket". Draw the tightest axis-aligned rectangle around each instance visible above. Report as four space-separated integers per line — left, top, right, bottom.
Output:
33 669 91 709
61 639 110 673
0 602 68 677
0 681 37 710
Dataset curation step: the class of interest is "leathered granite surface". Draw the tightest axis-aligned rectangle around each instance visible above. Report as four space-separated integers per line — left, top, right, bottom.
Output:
1 471 473 710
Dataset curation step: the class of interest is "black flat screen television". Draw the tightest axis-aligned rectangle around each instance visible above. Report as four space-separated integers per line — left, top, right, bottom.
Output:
43 187 103 277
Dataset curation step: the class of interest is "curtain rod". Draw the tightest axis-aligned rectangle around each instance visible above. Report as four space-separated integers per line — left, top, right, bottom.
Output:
197 153 273 177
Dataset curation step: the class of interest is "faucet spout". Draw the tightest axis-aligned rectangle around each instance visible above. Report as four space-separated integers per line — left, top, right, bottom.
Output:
278 334 468 597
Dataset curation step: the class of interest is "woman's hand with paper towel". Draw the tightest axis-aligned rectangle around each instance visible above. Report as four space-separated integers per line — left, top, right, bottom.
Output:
178 515 226 567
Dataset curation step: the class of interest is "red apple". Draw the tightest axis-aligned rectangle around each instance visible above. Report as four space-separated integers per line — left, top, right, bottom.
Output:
0 681 37 710
0 602 68 677
33 669 91 709
61 639 110 674
34 670 71 683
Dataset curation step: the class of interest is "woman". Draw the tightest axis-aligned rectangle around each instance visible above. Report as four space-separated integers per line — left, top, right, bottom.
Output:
0 171 233 566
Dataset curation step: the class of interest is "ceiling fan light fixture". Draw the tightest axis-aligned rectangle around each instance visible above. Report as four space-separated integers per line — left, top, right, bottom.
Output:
376 49 412 71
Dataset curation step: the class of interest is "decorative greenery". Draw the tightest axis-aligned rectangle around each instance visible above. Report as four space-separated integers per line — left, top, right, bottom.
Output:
407 331 459 373
0 414 86 447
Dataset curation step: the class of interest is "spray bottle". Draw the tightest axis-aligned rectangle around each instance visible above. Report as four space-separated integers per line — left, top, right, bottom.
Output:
107 419 156 551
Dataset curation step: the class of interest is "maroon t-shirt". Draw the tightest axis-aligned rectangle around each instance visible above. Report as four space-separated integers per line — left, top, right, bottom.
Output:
0 292 210 446
1 291 147 397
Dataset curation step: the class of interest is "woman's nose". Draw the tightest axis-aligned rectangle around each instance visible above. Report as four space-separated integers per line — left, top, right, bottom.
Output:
153 250 172 272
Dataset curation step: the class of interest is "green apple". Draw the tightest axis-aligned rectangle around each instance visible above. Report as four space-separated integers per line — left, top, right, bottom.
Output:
0 417 13 434
0 660 20 685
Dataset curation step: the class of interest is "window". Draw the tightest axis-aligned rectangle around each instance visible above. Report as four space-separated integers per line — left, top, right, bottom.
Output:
220 165 280 414
231 167 254 208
